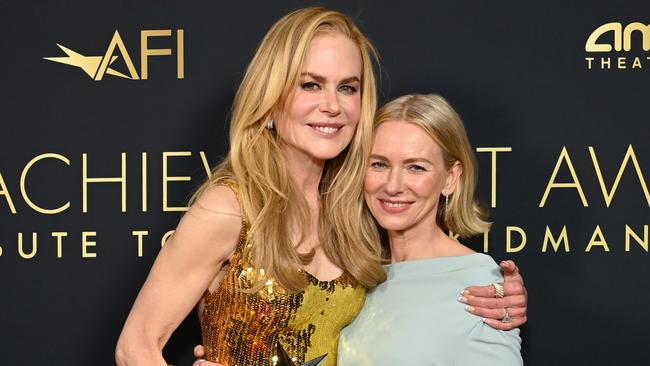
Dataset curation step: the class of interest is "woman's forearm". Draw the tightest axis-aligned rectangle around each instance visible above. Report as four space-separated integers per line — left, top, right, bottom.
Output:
115 332 169 366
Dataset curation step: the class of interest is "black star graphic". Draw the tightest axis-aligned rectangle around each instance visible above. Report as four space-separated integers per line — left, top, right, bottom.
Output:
276 342 327 366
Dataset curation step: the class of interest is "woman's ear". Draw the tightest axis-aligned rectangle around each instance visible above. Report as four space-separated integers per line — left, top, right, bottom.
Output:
444 160 463 195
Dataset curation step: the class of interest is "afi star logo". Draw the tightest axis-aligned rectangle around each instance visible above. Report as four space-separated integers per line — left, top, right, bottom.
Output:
44 29 185 80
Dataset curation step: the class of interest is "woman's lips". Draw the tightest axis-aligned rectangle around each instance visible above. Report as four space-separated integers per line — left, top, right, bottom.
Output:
308 123 343 137
378 199 413 213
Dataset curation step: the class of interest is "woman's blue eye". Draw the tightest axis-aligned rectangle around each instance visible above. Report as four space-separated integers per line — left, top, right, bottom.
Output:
301 82 320 91
409 164 426 172
339 85 358 94
370 161 387 169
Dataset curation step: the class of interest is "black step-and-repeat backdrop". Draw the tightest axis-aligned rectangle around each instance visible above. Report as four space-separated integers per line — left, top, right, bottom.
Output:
1 1 649 365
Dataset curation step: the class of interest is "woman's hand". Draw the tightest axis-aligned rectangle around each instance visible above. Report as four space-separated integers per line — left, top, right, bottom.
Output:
459 260 528 330
193 345 224 366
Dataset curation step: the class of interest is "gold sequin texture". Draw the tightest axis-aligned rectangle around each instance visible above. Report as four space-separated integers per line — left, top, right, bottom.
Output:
200 184 366 366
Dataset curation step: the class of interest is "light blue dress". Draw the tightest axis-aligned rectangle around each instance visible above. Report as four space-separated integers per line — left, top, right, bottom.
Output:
338 253 523 365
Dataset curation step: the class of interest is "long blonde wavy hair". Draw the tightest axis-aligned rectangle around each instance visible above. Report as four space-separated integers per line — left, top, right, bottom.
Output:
372 94 491 238
192 7 386 292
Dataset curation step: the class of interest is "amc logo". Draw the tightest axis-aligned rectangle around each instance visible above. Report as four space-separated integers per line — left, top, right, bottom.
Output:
584 22 650 70
585 22 649 52
44 29 184 80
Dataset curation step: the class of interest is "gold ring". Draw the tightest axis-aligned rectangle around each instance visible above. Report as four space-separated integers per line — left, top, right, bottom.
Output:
493 282 505 298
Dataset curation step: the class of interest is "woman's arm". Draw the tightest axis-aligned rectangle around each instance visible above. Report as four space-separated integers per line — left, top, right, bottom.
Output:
456 261 524 365
115 185 242 366
460 260 528 330
456 322 523 365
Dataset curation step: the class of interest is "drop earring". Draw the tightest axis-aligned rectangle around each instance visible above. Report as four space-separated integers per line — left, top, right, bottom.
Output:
443 193 449 220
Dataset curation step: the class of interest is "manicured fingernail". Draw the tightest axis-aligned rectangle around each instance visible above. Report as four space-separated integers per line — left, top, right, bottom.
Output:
460 289 469 296
482 318 488 323
458 296 467 303
464 305 475 313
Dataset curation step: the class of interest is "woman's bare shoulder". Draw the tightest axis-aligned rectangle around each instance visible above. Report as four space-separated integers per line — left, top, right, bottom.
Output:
192 184 242 218
167 183 244 258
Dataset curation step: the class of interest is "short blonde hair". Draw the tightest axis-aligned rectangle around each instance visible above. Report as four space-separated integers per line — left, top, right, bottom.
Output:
193 7 386 291
372 94 490 237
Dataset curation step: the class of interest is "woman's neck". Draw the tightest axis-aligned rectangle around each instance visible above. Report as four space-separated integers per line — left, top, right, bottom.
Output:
388 221 473 263
282 148 325 197
282 147 325 257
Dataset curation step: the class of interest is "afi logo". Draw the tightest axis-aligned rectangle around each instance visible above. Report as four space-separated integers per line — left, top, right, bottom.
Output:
44 29 185 80
585 22 650 52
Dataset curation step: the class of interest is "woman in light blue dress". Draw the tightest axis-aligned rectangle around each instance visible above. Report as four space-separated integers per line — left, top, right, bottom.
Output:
338 94 523 365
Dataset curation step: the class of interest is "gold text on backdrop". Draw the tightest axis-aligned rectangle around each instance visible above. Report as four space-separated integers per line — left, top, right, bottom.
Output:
44 29 185 80
585 22 650 70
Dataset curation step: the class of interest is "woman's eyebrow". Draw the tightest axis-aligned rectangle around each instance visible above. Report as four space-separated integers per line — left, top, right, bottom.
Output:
368 153 388 160
301 72 360 84
403 157 433 165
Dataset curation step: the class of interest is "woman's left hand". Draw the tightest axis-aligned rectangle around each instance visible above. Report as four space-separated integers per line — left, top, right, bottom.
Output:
193 345 224 366
459 260 527 330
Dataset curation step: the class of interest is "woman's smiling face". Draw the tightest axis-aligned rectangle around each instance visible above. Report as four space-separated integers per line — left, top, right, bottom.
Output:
275 31 362 162
364 121 455 233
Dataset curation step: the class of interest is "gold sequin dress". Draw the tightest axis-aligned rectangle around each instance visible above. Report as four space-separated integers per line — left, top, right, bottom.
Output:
200 186 366 366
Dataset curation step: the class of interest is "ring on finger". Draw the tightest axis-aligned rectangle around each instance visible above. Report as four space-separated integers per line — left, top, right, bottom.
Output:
492 282 505 298
501 307 512 323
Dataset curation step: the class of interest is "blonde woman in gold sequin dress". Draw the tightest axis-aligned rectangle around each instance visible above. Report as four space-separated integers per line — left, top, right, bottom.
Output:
116 8 527 366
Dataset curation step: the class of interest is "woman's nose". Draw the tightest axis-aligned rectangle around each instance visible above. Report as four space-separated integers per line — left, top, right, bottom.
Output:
384 169 404 195
319 89 341 115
